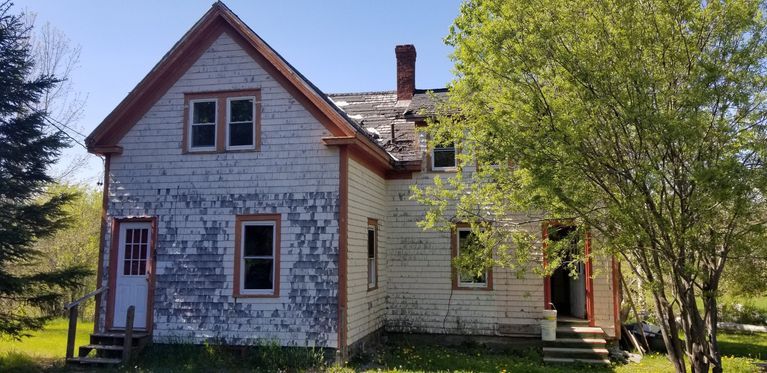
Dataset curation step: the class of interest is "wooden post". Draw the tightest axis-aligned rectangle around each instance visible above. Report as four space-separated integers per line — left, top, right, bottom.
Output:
66 305 78 359
122 306 135 362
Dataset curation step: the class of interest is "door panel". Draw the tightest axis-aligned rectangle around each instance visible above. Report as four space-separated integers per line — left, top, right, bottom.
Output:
112 222 151 329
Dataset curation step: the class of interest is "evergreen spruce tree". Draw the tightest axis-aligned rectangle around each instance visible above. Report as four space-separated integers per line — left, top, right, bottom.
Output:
0 1 89 338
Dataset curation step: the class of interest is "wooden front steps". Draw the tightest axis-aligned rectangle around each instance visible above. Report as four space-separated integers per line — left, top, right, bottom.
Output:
66 331 150 366
543 318 610 365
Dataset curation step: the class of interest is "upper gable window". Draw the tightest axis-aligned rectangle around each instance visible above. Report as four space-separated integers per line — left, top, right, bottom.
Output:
432 143 456 170
189 100 217 151
184 90 261 153
227 97 256 150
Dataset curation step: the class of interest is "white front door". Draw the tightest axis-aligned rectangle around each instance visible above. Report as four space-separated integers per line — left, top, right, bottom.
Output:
112 222 151 329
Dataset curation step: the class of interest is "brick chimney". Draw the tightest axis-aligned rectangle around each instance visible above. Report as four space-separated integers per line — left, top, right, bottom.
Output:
395 44 416 100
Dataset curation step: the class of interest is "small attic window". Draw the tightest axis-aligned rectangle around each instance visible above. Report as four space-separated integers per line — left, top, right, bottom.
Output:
189 100 217 150
226 97 256 150
184 89 261 153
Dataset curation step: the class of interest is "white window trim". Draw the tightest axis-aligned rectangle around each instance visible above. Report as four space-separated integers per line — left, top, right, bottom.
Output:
188 99 217 152
456 227 488 288
239 220 276 295
367 224 377 290
225 96 257 151
431 144 456 171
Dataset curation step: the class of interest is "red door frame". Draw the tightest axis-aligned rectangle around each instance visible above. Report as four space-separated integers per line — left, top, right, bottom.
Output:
106 216 157 333
542 221 596 327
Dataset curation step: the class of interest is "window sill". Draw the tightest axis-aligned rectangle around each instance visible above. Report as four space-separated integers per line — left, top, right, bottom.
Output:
233 292 279 298
183 148 261 154
367 286 379 292
430 167 458 173
453 285 493 291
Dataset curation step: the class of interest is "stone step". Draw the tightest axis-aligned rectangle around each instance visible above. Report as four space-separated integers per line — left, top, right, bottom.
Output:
544 356 611 365
66 356 122 365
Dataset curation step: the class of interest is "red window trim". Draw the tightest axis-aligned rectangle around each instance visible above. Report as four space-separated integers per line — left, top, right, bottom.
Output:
367 218 379 292
233 214 281 298
182 89 262 154
451 222 493 291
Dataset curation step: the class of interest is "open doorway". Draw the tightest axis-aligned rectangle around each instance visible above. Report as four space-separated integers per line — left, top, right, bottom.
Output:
547 225 587 320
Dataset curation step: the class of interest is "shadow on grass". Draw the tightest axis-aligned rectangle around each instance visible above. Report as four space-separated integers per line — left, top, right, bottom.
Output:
718 331 767 361
349 342 616 373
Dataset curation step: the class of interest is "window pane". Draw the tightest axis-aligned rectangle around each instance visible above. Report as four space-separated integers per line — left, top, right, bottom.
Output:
367 229 375 259
123 260 131 276
460 272 486 284
193 101 216 124
368 258 376 286
192 124 215 147
244 225 273 256
229 122 254 147
244 258 273 290
433 148 456 168
230 99 253 122
458 229 473 249
139 260 146 275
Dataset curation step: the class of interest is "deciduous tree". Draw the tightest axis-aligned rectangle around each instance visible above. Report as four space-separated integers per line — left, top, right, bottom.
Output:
416 1 767 371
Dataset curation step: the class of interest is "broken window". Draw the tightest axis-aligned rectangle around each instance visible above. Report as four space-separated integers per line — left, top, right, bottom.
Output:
368 220 378 290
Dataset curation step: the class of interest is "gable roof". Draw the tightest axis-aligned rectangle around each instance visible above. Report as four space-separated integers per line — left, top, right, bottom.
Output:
86 2 388 162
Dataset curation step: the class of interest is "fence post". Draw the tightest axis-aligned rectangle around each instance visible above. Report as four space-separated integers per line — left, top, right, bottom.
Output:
122 306 135 362
66 305 78 359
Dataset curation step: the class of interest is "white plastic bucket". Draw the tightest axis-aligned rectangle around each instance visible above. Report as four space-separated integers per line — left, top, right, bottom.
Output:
541 309 557 341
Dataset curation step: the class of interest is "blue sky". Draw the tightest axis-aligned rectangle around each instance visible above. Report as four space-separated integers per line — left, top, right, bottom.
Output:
15 0 462 183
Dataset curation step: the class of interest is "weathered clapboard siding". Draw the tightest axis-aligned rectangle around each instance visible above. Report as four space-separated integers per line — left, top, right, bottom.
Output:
385 169 617 338
346 158 387 346
97 33 341 347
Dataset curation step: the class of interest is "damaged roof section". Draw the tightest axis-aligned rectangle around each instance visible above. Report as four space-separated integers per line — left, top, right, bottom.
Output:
327 89 448 162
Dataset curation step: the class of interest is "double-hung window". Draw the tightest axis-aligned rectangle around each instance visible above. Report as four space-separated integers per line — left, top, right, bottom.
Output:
367 219 378 290
432 142 456 170
453 226 492 289
189 100 217 151
235 215 280 297
184 90 260 153
226 97 256 150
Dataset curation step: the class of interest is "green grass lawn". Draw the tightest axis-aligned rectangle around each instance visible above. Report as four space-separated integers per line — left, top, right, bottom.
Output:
1 318 765 372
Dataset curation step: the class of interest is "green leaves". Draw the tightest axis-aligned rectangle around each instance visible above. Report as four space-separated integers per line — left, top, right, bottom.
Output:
415 1 767 370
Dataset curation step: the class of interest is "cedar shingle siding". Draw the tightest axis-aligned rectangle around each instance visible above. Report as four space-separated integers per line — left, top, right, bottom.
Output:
99 33 340 347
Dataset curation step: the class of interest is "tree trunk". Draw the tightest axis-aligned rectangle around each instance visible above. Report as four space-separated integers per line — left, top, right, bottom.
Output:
650 292 686 373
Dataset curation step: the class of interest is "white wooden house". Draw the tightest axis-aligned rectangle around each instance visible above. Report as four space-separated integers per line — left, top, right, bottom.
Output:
83 2 620 362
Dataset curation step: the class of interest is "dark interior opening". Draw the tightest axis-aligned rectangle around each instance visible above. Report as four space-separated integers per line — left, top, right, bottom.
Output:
548 225 586 319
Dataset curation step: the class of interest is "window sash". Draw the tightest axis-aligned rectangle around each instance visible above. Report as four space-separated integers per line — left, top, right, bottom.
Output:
188 99 217 151
226 96 256 150
432 144 456 170
239 221 275 294
456 228 488 287
367 225 377 289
